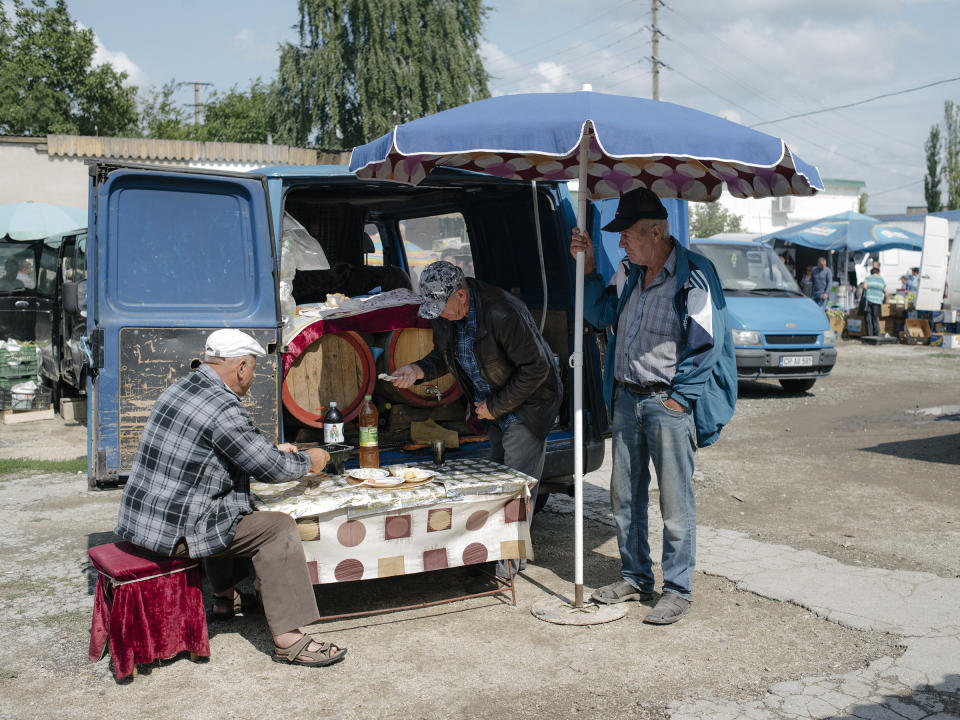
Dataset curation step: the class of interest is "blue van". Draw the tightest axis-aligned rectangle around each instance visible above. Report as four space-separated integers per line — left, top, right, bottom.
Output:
690 238 836 392
84 164 609 493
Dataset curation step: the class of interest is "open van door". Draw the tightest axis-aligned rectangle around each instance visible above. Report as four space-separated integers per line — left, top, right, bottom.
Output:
946 226 960 310
915 216 949 312
87 165 280 487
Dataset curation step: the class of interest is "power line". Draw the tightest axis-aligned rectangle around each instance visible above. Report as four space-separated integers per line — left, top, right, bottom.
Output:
751 76 960 128
870 179 923 198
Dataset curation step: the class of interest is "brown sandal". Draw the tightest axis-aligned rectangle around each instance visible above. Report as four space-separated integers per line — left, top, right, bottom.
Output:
272 635 347 667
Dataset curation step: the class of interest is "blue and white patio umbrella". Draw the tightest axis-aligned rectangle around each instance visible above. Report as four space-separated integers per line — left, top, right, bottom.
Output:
351 91 823 609
758 211 924 253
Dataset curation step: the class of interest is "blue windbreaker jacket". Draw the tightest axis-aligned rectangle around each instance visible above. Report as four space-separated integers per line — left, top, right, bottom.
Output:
582 242 737 448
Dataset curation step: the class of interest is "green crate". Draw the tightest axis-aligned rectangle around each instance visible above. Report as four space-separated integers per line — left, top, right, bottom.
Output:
0 358 38 378
0 375 38 391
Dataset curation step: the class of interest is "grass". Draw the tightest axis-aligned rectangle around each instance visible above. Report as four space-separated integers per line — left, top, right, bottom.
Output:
931 352 960 359
0 457 87 476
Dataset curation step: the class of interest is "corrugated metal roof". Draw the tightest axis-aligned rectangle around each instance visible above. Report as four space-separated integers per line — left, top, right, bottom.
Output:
45 135 349 166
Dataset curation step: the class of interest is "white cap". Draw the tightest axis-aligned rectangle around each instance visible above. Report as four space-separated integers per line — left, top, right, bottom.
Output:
204 329 267 358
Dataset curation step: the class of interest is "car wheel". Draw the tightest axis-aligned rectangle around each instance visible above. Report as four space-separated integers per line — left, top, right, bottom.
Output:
779 378 816 393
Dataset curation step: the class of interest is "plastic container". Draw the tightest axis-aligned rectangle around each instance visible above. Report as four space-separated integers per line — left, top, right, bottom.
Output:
357 395 379 468
323 401 344 444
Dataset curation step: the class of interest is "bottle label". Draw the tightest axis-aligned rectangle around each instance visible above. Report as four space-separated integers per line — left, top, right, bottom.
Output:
324 422 344 444
359 426 378 447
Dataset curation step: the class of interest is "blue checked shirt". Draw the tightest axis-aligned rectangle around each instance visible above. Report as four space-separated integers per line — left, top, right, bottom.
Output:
614 249 686 387
456 288 519 430
115 364 311 558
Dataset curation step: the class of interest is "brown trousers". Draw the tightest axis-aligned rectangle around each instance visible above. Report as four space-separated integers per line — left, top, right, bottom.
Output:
203 511 319 636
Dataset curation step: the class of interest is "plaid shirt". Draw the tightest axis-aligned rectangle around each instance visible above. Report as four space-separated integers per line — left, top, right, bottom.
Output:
115 364 310 558
614 249 686 387
455 289 519 430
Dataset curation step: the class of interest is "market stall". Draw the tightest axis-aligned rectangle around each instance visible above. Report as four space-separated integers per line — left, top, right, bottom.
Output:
252 457 534 616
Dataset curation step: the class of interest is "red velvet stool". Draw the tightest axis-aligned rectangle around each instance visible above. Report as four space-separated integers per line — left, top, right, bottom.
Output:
88 541 210 680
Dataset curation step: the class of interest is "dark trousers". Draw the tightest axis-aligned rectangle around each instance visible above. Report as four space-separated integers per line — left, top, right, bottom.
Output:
865 302 881 336
204 511 319 636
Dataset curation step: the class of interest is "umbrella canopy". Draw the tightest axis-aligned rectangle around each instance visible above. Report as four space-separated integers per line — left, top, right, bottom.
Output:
350 90 822 610
0 201 87 241
757 211 923 253
350 91 823 200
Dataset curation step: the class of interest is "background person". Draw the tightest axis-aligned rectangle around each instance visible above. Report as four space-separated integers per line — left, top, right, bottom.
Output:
861 267 888 337
811 256 832 309
569 188 736 625
114 329 346 667
907 267 919 293
801 267 814 298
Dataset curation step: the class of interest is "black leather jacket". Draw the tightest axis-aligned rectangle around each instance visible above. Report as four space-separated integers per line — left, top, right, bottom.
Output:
415 278 562 442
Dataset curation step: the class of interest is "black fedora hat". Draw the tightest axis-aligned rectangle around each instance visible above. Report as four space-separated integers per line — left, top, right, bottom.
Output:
601 187 668 232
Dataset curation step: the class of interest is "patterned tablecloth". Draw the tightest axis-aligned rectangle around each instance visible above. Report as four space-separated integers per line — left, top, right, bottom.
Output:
252 458 536 585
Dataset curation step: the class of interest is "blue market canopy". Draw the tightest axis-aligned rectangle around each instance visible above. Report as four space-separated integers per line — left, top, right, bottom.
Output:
757 211 923 253
350 91 823 202
0 201 87 241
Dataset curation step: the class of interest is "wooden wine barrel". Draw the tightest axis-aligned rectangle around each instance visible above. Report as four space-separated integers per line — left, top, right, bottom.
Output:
376 327 462 407
282 331 375 428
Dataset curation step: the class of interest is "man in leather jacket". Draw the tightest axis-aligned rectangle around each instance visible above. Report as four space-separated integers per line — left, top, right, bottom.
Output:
392 260 562 510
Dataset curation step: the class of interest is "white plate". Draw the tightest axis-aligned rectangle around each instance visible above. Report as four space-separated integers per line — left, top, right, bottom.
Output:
364 476 405 488
348 468 390 481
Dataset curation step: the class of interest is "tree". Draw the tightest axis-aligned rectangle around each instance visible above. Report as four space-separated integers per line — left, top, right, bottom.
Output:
200 81 280 144
0 0 137 136
924 124 943 212
689 202 744 238
137 81 196 140
276 0 490 148
944 100 960 210
858 192 869 214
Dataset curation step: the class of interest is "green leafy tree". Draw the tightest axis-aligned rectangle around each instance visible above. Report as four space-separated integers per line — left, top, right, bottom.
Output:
924 124 943 212
0 0 137 136
689 202 744 238
276 0 490 148
137 81 196 140
200 80 280 144
944 100 960 210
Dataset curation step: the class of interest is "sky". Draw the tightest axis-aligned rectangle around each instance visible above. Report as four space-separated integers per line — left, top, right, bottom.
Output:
23 0 960 214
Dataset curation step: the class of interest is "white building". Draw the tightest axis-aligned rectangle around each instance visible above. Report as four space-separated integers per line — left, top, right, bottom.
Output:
716 178 865 235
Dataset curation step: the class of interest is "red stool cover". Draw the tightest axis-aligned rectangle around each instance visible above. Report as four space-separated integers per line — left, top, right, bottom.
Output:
88 541 209 679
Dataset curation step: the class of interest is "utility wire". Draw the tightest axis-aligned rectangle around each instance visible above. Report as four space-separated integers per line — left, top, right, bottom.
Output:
751 76 960 127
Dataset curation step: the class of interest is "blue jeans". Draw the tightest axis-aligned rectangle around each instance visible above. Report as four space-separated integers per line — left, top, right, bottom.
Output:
610 385 697 599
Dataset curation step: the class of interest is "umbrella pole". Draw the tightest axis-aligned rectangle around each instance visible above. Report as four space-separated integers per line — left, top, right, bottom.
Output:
572 137 588 609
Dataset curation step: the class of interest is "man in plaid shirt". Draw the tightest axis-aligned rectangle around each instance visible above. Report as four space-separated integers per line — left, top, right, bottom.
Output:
115 329 346 667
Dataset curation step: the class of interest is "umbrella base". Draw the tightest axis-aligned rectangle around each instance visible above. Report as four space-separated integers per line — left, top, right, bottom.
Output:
531 596 629 625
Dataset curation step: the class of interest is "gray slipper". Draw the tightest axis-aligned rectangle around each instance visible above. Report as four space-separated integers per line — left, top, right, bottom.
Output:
590 579 653 604
643 592 691 624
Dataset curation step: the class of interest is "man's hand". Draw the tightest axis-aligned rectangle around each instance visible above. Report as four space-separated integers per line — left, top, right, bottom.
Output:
305 448 331 474
474 400 495 420
570 227 596 275
663 397 687 412
277 442 298 453
391 363 424 389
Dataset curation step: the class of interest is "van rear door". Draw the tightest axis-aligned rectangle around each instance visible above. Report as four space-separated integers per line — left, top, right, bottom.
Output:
88 165 279 486
916 216 949 312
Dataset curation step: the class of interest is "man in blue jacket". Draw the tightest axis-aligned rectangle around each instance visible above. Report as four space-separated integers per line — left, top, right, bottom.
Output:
570 188 736 624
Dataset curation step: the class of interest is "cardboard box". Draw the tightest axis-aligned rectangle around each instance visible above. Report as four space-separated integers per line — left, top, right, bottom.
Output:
931 310 958 323
880 303 892 318
907 310 918 319
943 334 960 349
934 322 949 333
878 319 897 334
846 317 863 334
905 318 931 342
929 334 943 347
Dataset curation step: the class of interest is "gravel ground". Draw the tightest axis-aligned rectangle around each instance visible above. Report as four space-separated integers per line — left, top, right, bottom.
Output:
0 339 956 719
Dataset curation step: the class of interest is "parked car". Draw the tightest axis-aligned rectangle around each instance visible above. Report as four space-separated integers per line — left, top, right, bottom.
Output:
34 228 88 408
691 238 836 392
84 164 609 493
0 236 44 341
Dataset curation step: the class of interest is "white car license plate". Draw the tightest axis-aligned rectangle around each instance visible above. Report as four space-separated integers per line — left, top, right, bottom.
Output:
779 355 814 367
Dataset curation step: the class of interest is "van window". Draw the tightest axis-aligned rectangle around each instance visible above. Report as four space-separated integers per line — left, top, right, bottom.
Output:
398 213 473 291
37 241 61 298
695 243 802 295
0 245 36 291
363 223 384 267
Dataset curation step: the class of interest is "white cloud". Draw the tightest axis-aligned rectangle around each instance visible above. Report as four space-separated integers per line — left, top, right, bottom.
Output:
76 22 147 87
233 28 254 51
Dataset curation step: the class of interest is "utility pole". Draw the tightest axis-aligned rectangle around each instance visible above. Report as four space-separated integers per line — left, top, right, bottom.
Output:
178 81 213 125
651 0 660 100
